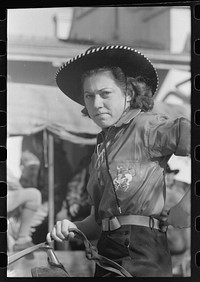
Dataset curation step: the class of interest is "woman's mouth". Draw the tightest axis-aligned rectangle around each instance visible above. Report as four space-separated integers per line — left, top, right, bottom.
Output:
95 112 108 117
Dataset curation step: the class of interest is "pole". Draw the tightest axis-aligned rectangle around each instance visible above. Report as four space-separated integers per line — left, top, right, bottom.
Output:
48 132 55 234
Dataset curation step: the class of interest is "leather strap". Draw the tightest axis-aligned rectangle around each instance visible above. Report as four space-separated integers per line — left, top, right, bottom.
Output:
69 228 133 277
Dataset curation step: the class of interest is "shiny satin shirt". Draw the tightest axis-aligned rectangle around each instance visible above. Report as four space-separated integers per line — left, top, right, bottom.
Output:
86 108 190 225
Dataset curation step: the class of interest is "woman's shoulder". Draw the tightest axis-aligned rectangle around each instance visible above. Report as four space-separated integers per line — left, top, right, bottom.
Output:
134 110 169 127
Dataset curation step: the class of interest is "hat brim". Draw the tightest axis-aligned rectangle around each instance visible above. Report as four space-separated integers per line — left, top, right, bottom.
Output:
56 45 158 105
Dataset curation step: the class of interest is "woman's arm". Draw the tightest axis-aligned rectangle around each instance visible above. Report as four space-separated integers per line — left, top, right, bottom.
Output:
74 206 102 240
167 187 191 228
148 115 190 158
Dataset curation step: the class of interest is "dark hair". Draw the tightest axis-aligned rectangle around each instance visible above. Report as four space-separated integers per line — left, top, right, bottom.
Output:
81 66 154 116
127 76 154 111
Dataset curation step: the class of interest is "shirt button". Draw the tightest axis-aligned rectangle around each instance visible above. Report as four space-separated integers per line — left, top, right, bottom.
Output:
124 238 130 246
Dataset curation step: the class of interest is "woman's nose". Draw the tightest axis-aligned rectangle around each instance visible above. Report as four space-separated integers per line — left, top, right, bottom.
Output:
93 95 103 108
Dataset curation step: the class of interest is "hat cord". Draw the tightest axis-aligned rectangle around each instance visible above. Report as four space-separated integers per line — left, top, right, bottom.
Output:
102 130 122 215
113 77 129 127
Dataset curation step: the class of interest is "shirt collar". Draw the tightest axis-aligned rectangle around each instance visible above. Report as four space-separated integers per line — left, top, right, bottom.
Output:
99 108 141 139
113 108 141 127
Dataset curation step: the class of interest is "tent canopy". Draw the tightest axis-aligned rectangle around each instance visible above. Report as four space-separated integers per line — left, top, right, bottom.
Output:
7 82 101 144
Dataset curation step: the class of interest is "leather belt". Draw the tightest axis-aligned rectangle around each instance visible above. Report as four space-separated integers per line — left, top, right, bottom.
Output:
102 215 160 231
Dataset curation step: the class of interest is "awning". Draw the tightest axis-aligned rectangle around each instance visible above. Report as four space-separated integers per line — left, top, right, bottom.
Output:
7 82 100 144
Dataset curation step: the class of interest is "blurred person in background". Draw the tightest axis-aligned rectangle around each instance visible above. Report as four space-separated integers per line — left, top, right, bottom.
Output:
164 164 191 276
64 155 92 250
19 150 41 188
47 45 190 277
66 155 92 222
20 134 73 245
56 154 94 250
7 168 41 252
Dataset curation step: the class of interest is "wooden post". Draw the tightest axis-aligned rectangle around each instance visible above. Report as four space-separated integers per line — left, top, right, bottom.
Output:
48 132 55 234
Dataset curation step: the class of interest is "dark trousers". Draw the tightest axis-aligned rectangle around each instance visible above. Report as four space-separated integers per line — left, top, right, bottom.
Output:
95 225 172 277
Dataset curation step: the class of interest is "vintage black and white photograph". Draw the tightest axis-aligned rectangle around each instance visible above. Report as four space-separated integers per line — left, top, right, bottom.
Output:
7 6 191 277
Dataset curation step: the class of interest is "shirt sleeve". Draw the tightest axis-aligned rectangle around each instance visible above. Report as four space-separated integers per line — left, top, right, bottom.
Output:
147 115 190 158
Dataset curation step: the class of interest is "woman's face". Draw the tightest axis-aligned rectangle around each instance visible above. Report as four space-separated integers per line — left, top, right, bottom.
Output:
83 71 130 128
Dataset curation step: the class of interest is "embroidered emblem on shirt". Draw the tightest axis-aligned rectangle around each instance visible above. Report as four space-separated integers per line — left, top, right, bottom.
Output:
113 166 135 192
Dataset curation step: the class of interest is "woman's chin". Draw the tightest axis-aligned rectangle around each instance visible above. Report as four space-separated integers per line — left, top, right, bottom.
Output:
94 120 112 129
93 115 116 129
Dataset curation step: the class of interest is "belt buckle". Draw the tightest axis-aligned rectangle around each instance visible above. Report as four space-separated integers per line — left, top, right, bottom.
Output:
109 217 121 231
102 217 121 231
149 216 155 230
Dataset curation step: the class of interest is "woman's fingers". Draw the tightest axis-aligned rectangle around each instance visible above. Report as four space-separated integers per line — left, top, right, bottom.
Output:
51 226 64 242
47 220 68 242
61 220 76 239
46 219 78 243
46 232 52 243
55 220 67 240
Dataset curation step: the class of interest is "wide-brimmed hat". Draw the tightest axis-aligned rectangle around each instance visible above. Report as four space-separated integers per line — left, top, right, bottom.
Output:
166 164 179 175
56 45 159 105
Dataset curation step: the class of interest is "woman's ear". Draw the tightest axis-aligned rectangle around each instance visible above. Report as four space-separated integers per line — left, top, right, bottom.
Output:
126 93 132 102
126 88 134 102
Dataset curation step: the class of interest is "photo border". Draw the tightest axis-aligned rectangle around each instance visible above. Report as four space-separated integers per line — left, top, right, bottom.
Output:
1 1 199 279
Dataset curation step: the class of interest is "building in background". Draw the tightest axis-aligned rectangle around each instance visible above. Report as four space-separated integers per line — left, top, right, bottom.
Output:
67 7 190 54
8 6 190 86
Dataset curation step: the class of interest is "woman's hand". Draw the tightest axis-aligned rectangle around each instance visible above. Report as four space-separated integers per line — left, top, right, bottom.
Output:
167 188 191 229
158 188 191 230
158 205 190 231
46 219 78 243
156 210 169 232
167 204 190 228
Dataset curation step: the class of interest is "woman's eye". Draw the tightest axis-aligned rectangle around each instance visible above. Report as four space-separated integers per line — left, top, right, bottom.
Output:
85 94 93 99
101 91 111 97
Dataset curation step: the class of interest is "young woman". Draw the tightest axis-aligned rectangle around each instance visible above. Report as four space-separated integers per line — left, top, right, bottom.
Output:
47 45 190 277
